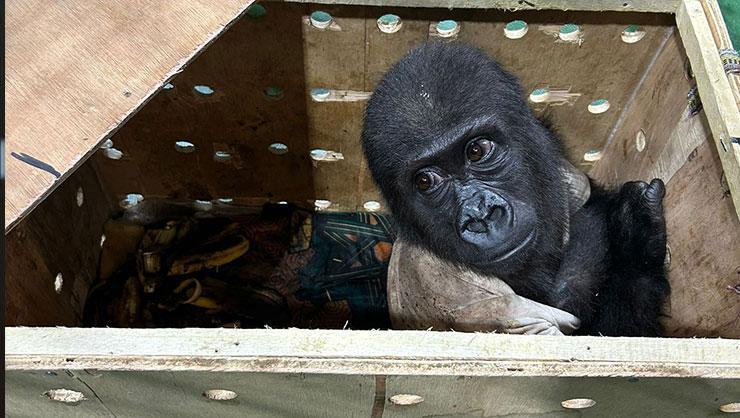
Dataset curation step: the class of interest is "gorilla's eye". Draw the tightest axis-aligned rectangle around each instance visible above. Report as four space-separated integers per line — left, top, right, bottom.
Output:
466 138 493 163
414 170 442 193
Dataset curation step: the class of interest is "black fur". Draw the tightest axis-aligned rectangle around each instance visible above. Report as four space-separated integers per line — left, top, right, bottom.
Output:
361 42 670 336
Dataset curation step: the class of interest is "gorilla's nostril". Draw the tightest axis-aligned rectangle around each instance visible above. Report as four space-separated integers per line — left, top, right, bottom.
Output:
465 220 487 233
487 206 505 221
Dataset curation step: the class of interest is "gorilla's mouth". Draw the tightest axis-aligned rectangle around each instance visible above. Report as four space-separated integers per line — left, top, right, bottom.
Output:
486 229 536 263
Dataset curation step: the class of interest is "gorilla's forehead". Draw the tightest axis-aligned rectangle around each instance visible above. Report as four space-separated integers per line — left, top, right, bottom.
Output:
362 42 530 175
368 81 522 160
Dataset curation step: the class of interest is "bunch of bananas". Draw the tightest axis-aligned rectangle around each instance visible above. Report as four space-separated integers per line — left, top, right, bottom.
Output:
86 217 256 327
85 202 309 328
136 220 250 294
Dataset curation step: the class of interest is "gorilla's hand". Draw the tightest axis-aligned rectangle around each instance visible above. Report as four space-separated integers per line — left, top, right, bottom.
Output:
611 179 667 267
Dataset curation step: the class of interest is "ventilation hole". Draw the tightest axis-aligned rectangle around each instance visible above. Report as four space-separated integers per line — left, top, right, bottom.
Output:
622 2 631 7
435 20 458 37
76 187 84 207
310 11 333 29
720 403 740 413
588 99 610 114
264 86 284 101
268 143 289 155
163 83 174 90
175 141 196 154
561 398 596 409
314 199 332 210
193 200 213 211
363 201 381 212
204 389 237 401
103 148 123 160
558 23 581 41
377 14 402 34
310 87 331 101
504 20 528 39
194 85 214 95
529 88 550 103
621 25 646 43
44 389 86 403
311 149 327 160
120 193 144 209
246 3 266 18
664 244 672 268
635 130 646 152
309 148 344 161
583 149 602 162
213 151 232 163
389 394 424 406
54 273 63 294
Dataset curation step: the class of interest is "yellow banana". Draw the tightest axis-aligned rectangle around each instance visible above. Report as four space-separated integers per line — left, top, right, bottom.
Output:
167 234 249 276
189 296 221 310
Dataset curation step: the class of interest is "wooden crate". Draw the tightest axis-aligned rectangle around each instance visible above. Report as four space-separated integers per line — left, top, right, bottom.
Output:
5 0 740 416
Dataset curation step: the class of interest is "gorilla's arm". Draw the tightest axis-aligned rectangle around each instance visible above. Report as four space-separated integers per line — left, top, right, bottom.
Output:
550 202 609 326
551 179 670 336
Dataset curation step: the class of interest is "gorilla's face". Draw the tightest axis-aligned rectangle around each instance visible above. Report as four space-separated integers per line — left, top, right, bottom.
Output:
362 42 568 275
407 122 538 264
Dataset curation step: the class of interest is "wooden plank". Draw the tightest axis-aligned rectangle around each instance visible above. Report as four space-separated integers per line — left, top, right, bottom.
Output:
6 328 740 378
5 163 112 326
5 0 255 231
702 0 740 109
677 0 740 219
274 0 680 13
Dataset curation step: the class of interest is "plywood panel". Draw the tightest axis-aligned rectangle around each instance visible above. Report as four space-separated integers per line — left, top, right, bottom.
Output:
384 375 739 418
5 0 255 231
5 370 374 418
6 371 738 417
95 3 315 206
662 140 740 338
5 164 112 326
303 5 371 211
453 10 675 166
589 31 693 184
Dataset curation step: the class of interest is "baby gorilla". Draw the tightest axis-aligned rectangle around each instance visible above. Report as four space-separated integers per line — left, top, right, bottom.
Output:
362 42 669 336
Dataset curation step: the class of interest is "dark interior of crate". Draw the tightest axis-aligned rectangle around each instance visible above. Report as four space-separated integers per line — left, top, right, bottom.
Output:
6 2 739 337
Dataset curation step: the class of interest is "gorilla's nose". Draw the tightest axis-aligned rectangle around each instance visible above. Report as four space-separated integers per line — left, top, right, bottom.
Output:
457 189 511 246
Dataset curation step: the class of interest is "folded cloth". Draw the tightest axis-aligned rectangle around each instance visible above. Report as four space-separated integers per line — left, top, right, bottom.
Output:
387 160 590 335
388 239 581 335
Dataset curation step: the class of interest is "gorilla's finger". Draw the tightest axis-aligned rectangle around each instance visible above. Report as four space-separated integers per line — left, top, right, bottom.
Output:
621 180 648 197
